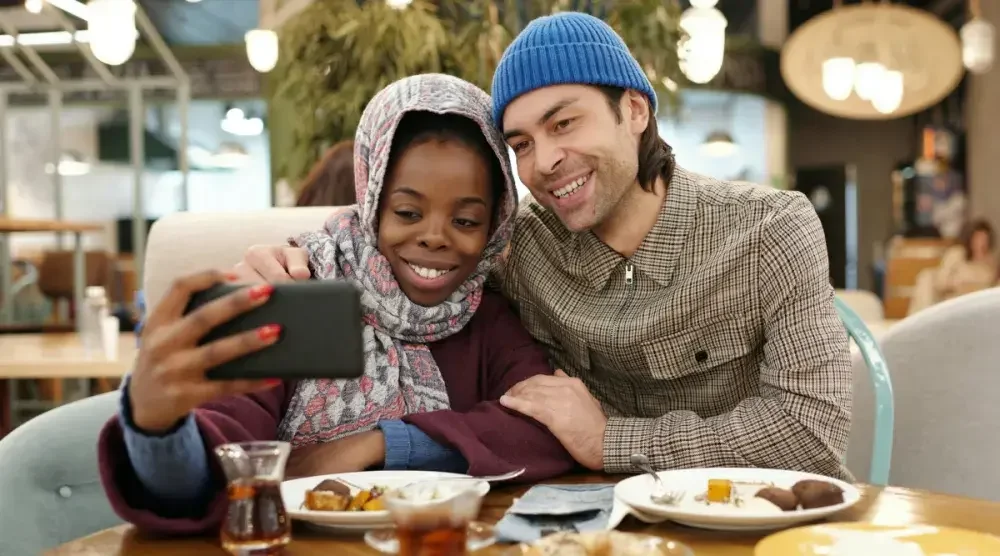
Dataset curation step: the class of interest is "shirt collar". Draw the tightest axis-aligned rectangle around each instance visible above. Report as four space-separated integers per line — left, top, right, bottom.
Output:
571 164 699 290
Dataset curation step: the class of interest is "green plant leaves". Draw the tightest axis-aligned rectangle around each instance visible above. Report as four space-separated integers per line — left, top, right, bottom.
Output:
270 0 683 188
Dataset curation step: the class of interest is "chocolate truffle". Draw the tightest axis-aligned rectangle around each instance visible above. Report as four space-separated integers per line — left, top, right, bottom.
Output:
755 487 799 511
792 479 844 509
313 479 352 496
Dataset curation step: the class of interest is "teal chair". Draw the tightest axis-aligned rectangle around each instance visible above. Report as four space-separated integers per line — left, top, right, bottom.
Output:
834 296 894 486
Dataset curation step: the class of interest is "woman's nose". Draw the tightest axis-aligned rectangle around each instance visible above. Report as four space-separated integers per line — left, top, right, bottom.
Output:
417 220 449 250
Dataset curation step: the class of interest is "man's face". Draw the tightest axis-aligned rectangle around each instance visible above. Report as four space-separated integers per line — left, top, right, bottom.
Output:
502 85 648 233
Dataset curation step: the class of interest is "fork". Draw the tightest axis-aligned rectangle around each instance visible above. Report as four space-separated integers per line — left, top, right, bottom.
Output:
629 454 684 506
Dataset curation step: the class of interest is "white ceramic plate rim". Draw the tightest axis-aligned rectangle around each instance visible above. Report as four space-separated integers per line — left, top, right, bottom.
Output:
282 470 490 526
614 468 861 527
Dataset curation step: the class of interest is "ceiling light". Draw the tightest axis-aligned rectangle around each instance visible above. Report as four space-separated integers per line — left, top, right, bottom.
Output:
221 111 264 137
853 61 885 101
25 0 43 14
245 29 278 73
386 0 412 9
45 152 91 176
871 69 904 114
701 131 738 158
87 0 137 66
961 17 994 74
678 3 728 84
822 57 855 101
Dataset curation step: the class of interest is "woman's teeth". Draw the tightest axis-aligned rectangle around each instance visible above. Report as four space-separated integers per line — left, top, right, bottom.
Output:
553 173 591 199
409 263 451 280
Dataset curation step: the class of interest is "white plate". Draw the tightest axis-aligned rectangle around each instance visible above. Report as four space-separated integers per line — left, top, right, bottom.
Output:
614 468 861 532
282 470 490 531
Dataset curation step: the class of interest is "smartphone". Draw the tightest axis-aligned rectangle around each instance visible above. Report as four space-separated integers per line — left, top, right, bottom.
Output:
184 280 365 380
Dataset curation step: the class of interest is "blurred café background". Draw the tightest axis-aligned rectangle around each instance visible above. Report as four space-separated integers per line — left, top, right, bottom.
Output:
0 0 996 433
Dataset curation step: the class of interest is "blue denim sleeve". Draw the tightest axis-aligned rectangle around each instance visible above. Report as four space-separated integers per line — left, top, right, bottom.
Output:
378 420 468 473
119 378 213 503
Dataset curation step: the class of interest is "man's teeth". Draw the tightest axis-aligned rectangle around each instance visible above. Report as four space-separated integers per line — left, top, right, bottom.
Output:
409 264 451 279
553 174 590 199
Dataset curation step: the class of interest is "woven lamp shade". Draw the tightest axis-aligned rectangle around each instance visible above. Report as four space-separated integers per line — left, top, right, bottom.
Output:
781 3 963 120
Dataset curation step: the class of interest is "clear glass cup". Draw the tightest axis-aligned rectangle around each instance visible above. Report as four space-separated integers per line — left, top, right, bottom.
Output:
365 479 495 556
214 441 292 555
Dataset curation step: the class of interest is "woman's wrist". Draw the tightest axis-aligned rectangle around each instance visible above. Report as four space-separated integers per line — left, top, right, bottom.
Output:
126 385 188 436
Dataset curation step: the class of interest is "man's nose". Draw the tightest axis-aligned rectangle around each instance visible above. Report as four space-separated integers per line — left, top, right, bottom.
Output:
534 137 565 176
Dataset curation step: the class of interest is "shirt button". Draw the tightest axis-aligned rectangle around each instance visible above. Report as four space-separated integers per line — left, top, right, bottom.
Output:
695 350 708 363
58 486 72 498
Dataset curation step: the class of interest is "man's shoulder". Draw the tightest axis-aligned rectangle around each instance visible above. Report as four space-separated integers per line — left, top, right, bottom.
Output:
689 171 809 220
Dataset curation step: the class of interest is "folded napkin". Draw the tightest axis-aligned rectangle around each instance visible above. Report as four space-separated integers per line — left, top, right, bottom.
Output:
495 484 616 543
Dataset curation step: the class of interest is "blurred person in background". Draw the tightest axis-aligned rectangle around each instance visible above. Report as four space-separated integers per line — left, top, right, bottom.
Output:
294 140 356 207
910 218 999 315
934 219 997 300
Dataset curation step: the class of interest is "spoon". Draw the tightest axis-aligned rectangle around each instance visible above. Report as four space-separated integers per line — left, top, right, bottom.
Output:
630 454 683 505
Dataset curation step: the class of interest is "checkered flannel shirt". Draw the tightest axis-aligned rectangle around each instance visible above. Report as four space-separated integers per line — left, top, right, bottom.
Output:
496 165 853 480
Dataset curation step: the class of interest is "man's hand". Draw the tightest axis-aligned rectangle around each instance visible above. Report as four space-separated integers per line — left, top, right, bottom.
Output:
500 370 607 470
232 244 311 284
285 430 386 479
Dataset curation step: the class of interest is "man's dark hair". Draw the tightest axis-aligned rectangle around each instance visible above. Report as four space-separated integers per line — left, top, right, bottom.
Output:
596 86 675 193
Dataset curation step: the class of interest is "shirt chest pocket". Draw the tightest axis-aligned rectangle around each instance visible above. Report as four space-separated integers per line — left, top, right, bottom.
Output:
641 317 754 380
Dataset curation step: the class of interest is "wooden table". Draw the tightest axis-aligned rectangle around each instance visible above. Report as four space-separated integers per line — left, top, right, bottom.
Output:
0 332 135 436
47 476 1000 555
0 217 106 327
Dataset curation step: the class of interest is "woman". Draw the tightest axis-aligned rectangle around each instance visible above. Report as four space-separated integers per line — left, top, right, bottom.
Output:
97 74 575 534
934 219 997 301
294 140 355 207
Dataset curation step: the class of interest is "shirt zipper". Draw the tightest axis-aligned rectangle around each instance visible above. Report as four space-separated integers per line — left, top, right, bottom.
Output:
624 262 635 286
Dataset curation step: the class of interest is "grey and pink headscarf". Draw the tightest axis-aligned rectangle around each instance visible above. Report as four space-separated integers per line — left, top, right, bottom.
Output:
277 74 517 447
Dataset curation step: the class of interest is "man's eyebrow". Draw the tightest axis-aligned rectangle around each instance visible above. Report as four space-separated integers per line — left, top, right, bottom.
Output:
502 98 578 141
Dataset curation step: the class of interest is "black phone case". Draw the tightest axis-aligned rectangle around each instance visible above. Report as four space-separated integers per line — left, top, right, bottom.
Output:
184 281 365 380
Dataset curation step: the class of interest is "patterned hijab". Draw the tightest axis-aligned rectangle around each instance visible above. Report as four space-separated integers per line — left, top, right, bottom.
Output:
277 74 517 447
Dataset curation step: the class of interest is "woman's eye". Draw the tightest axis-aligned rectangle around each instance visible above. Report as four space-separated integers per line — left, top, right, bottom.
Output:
454 218 480 228
512 141 530 154
395 210 419 220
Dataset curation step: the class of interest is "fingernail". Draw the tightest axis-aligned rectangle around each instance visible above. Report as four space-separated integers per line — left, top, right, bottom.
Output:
225 272 240 281
249 284 274 301
499 395 511 406
257 324 282 341
265 379 282 387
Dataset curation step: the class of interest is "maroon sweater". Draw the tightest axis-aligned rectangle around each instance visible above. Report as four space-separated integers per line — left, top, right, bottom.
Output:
97 291 576 534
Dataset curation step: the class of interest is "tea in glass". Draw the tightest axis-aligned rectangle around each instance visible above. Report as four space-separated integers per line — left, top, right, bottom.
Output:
214 441 292 554
383 479 493 556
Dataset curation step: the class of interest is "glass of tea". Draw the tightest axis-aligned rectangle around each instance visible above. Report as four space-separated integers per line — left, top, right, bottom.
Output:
214 441 292 555
366 479 494 556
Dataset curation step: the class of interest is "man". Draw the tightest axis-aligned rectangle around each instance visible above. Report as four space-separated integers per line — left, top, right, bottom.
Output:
236 12 852 480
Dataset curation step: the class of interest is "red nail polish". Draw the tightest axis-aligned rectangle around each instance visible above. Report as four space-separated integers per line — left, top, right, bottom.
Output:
225 272 240 281
257 324 281 341
265 379 282 387
249 284 275 301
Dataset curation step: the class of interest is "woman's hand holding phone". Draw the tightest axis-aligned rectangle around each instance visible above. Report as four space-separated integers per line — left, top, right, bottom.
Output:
128 270 282 434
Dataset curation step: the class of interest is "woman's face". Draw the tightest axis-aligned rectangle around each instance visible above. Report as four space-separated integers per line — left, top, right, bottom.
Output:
970 229 991 258
378 139 494 307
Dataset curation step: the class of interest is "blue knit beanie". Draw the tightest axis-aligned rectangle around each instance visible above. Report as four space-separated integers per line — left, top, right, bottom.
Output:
491 12 657 129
